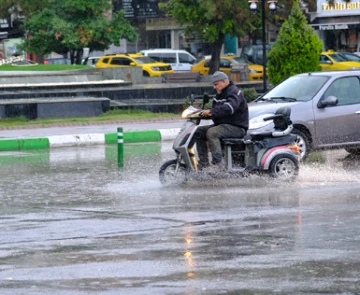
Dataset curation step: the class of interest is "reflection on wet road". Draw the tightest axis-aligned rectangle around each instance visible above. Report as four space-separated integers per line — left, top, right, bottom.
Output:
0 144 359 294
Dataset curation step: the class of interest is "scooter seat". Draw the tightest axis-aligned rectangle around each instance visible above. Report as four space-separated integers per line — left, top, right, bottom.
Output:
221 138 244 145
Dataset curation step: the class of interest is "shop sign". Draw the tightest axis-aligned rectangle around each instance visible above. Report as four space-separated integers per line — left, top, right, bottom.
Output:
0 19 9 28
116 0 158 18
146 18 183 31
322 2 360 11
319 24 349 30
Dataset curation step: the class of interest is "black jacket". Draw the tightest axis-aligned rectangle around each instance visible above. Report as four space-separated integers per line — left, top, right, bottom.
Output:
210 81 249 130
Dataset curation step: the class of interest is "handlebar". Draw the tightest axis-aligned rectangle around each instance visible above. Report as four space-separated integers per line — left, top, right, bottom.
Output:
263 114 283 121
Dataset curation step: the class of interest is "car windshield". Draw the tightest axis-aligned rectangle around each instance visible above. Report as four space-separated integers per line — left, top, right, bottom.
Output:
328 53 349 62
339 52 360 62
262 75 330 102
133 56 157 64
231 57 253 65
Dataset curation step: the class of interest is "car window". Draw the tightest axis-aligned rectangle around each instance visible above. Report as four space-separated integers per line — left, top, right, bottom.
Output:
231 57 252 64
263 75 330 101
204 60 211 67
328 53 348 62
102 58 109 64
320 55 331 63
110 57 132 65
220 59 231 68
179 53 195 64
323 77 360 105
339 53 360 62
133 56 157 64
148 53 176 63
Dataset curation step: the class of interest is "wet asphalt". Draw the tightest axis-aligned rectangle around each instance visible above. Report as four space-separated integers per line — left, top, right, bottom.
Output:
0 143 359 294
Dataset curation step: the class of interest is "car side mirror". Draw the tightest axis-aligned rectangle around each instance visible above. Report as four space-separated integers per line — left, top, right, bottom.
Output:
317 95 338 108
130 62 136 66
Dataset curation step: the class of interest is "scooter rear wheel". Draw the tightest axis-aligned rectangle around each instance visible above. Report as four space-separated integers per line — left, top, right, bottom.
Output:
159 159 188 185
269 154 299 180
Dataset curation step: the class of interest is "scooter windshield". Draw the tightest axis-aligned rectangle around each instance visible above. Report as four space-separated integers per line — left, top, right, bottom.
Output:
182 106 201 118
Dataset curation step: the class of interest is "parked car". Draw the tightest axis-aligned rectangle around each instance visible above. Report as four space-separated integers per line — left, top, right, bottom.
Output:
319 50 360 71
95 53 173 77
140 49 196 71
44 58 71 65
11 59 38 66
241 44 272 65
191 54 264 81
248 70 360 159
82 56 101 67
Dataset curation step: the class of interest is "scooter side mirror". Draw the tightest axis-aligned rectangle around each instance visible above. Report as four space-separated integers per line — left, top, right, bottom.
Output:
203 92 210 105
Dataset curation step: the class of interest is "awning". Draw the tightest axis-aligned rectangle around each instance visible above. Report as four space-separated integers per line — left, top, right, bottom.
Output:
0 32 8 39
309 15 360 30
309 23 358 30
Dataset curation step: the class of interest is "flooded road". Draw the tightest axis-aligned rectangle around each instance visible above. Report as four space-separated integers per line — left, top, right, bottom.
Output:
0 143 359 294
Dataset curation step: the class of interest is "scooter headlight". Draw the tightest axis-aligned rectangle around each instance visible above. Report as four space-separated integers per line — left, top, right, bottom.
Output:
249 113 274 129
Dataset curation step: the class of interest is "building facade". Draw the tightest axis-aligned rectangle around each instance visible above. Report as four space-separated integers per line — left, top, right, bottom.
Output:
309 0 360 52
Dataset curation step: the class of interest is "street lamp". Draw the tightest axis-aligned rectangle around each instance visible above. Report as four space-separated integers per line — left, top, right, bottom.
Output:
248 0 277 93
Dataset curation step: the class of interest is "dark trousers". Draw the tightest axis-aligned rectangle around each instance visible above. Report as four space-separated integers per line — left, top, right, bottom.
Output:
194 124 246 166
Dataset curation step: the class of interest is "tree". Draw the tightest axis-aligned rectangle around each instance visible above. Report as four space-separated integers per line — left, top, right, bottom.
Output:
267 0 323 85
3 0 137 64
19 8 61 63
159 0 254 74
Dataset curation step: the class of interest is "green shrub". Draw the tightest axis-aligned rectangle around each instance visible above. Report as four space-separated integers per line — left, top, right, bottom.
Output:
242 87 258 103
267 0 323 85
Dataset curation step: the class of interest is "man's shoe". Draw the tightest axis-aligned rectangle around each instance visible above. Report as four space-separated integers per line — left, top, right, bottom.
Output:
197 162 209 171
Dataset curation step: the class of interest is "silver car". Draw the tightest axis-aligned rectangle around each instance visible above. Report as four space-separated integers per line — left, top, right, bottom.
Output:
248 70 360 159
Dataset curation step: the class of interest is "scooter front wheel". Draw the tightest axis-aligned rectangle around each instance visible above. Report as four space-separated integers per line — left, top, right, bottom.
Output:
269 154 299 180
159 159 188 185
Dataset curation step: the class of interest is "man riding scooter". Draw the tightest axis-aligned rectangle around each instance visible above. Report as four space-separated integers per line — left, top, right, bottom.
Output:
193 71 249 172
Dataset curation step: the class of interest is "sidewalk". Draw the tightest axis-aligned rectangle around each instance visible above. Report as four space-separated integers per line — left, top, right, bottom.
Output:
0 118 184 151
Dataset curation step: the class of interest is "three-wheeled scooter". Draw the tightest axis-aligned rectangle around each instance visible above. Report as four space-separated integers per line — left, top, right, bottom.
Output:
159 94 300 185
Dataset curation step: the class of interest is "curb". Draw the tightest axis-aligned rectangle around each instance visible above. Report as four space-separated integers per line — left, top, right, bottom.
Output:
0 128 180 151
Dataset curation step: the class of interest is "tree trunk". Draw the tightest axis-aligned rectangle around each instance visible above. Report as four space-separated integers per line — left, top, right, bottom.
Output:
209 33 225 75
35 54 45 64
70 49 75 64
75 48 83 65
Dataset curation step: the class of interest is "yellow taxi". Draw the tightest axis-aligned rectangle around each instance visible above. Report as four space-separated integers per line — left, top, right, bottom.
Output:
319 50 360 71
95 53 174 77
191 54 264 81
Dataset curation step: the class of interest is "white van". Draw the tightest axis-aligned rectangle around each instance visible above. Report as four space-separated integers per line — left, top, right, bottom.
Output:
140 49 196 71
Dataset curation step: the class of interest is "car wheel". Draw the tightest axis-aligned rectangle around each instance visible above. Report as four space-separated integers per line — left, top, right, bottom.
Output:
291 129 310 160
345 147 360 155
143 71 150 77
